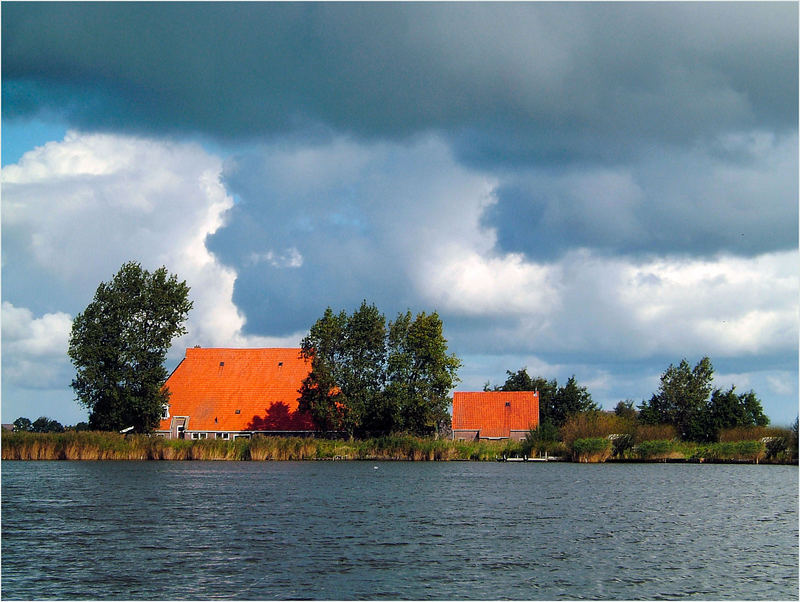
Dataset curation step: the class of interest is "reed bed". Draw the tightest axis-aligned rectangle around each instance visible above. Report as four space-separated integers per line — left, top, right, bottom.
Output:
2 432 524 462
2 431 792 463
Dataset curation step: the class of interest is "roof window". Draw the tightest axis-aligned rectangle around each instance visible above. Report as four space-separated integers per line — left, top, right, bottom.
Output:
219 361 225 367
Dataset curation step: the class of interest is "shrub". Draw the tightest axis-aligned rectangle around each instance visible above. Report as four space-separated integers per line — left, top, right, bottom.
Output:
560 412 632 448
634 439 681 461
572 437 612 463
633 424 676 444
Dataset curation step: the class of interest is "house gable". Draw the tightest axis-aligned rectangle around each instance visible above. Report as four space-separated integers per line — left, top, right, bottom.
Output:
452 391 539 440
158 347 313 436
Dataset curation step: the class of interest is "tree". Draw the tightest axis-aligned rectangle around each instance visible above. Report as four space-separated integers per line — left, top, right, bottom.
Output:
68 262 192 433
299 302 386 438
495 369 595 428
384 311 461 437
299 303 461 438
13 417 32 432
31 416 64 433
497 368 558 426
703 386 769 441
551 376 599 426
298 307 349 434
614 400 638 421
638 357 714 440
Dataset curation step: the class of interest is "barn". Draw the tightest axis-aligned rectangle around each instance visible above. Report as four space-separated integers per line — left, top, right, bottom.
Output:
156 347 314 439
451 391 540 442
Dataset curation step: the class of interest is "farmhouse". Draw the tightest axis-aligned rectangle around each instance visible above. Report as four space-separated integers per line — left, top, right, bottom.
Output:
451 391 539 442
156 347 314 439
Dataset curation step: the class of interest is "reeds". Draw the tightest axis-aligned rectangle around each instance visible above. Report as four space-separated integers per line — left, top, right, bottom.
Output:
1 431 791 463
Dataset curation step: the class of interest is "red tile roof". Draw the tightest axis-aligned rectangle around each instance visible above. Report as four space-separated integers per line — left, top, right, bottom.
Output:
452 391 539 438
158 348 313 432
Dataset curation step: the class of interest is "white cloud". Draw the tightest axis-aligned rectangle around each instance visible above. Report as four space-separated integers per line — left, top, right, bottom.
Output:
420 250 555 317
1 130 315 414
1 301 72 359
1 302 73 392
247 248 304 268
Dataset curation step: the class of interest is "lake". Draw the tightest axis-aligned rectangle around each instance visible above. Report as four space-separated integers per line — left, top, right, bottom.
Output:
1 461 797 600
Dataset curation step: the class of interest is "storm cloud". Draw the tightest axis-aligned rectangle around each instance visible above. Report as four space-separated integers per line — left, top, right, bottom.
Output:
4 3 796 154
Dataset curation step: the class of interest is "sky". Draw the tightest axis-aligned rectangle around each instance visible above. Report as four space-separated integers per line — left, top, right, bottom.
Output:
2 2 798 427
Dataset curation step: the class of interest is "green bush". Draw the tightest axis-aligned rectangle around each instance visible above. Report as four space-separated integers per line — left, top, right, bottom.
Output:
634 439 679 460
572 437 612 462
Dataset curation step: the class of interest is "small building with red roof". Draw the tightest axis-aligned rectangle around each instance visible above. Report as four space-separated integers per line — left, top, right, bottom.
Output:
157 347 314 439
451 391 539 441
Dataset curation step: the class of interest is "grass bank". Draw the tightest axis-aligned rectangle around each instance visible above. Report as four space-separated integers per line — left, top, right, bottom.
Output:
2 431 795 463
1 432 525 462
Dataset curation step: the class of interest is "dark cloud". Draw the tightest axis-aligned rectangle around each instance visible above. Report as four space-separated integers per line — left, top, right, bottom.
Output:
485 130 798 260
3 2 796 165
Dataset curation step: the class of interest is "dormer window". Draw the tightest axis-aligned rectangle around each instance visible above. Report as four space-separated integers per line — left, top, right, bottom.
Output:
161 404 170 420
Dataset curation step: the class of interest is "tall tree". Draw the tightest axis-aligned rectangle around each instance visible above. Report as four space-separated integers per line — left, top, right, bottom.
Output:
704 386 769 440
299 303 461 438
341 302 387 436
68 262 192 433
551 375 599 426
638 357 715 440
299 302 387 437
497 369 594 429
298 307 350 434
384 311 461 437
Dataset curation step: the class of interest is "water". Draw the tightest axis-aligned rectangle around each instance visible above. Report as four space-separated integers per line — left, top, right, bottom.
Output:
2 461 797 600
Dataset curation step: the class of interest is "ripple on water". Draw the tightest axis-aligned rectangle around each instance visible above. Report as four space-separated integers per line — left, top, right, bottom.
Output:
1 461 797 600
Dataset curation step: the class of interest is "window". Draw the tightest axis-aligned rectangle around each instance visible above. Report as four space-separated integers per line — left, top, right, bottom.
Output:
235 409 241 414
161 404 170 420
234 434 251 440
216 432 229 440
191 433 208 440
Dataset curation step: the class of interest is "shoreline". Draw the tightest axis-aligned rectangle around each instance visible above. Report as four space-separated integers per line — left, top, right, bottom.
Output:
2 432 797 465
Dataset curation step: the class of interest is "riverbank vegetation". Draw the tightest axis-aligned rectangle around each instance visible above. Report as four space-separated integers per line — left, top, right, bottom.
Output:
1 431 515 462
3 429 796 463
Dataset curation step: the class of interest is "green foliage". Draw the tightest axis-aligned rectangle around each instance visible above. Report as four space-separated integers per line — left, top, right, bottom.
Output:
704 387 769 441
68 262 192 433
614 400 638 421
31 416 64 433
571 437 612 462
638 357 714 440
384 311 461 437
634 439 677 460
494 368 595 428
638 357 770 442
13 417 32 432
521 421 561 456
300 302 460 438
552 376 599 425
